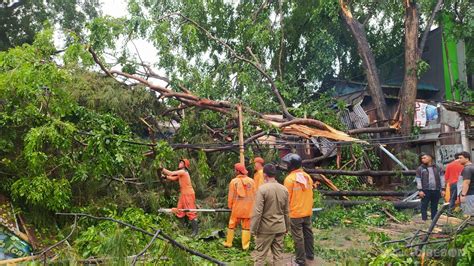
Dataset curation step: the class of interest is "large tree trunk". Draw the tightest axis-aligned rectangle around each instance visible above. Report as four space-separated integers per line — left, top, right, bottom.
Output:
398 1 419 136
339 0 388 124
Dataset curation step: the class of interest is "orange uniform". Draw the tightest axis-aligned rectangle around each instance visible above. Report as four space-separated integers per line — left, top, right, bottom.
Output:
227 174 256 229
284 169 314 218
253 169 264 191
175 170 197 220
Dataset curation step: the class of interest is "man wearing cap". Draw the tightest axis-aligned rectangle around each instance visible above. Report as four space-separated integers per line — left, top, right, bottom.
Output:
282 153 314 266
251 164 289 265
223 163 256 250
253 157 265 191
162 159 199 236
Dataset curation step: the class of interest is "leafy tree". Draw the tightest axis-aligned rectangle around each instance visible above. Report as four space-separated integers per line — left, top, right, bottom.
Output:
0 0 100 51
0 28 149 214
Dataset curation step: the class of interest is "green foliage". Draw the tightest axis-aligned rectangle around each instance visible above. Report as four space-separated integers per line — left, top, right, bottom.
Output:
315 203 410 229
453 226 474 265
290 92 347 129
12 175 71 211
364 247 415 265
0 30 153 213
417 59 430 78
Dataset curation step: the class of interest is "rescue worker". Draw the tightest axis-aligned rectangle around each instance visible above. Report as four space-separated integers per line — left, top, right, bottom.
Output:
223 163 256 250
251 163 289 265
161 159 199 236
282 153 314 266
253 157 265 191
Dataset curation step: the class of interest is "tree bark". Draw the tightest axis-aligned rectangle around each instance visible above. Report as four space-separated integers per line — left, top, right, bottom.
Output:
398 1 420 136
339 0 388 123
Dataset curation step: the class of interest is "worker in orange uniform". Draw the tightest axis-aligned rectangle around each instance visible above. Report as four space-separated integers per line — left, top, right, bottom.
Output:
253 157 265 191
223 163 256 250
282 153 314 266
161 159 199 236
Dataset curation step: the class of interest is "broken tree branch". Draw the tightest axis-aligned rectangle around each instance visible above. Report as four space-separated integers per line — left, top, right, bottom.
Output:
320 190 414 197
324 200 419 209
415 203 449 253
339 0 388 122
131 229 161 266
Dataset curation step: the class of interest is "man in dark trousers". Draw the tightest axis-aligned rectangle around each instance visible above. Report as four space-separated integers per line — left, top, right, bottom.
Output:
458 151 474 216
416 153 446 221
251 164 289 266
283 153 314 265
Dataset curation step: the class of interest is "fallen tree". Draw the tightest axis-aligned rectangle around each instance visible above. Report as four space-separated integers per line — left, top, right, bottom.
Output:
324 200 419 209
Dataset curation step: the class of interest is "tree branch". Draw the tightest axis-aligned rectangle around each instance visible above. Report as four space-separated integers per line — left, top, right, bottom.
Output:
88 46 113 78
131 229 161 266
169 12 293 119
245 46 293 119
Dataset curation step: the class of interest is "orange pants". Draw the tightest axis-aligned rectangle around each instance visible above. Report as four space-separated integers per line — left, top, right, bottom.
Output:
228 213 250 230
176 193 197 220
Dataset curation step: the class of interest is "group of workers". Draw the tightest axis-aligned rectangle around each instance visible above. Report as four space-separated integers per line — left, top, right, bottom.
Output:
160 150 474 265
161 153 314 265
416 151 474 221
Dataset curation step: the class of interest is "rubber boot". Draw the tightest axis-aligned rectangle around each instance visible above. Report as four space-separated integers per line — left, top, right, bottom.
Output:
223 228 234 247
190 219 199 237
242 230 251 250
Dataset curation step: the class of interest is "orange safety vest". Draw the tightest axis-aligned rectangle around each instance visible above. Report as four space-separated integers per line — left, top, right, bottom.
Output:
284 169 313 218
253 169 264 191
228 175 256 218
178 170 195 195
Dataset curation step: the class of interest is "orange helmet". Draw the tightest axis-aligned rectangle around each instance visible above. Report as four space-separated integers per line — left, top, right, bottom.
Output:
180 159 190 169
253 157 264 164
234 163 248 175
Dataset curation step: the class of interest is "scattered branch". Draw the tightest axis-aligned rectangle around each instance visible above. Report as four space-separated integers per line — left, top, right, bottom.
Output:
35 215 78 258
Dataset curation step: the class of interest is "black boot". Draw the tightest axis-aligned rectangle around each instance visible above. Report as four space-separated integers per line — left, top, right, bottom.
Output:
191 219 199 237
